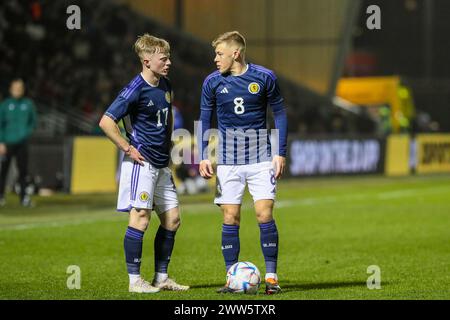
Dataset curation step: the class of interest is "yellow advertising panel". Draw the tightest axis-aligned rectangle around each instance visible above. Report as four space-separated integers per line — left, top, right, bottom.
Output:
337 76 401 132
385 135 410 176
337 76 399 105
416 134 450 174
71 137 118 194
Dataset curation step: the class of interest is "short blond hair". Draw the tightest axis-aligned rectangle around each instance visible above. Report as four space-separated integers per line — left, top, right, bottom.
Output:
134 33 170 62
212 31 246 54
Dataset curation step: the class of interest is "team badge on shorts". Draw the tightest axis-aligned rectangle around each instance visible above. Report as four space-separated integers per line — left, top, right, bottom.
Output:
165 91 171 103
139 191 150 202
248 82 260 94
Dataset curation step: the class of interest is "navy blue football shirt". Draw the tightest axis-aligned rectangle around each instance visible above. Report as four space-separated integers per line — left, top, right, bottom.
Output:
105 74 172 168
199 63 288 165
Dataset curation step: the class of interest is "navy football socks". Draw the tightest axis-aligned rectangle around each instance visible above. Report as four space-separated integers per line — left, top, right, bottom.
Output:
259 220 279 274
222 224 240 271
124 226 144 275
154 226 177 274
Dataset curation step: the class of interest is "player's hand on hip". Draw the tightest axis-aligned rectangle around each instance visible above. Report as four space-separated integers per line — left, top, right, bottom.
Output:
127 145 145 166
0 143 6 156
199 159 214 179
272 155 286 180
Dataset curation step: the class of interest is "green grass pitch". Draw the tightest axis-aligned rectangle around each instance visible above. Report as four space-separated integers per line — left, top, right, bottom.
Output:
0 174 449 300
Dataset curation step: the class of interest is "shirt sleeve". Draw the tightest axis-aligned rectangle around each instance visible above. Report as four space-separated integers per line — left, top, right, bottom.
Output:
266 73 284 107
198 78 215 160
266 74 288 157
104 85 140 122
271 105 288 157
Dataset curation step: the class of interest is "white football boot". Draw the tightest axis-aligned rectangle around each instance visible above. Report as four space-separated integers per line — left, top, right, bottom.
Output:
129 278 160 293
152 277 189 291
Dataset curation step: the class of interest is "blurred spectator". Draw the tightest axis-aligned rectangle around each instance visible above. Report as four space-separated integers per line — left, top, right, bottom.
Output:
175 143 208 195
0 78 37 207
0 0 367 137
378 105 392 135
416 111 440 133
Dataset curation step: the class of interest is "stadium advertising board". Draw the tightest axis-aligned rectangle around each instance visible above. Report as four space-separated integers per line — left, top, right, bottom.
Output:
384 134 410 176
288 137 385 176
415 134 450 174
70 137 118 193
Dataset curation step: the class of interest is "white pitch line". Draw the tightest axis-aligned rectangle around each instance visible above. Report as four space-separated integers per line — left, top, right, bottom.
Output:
1 185 449 231
276 185 450 208
0 203 215 231
0 215 126 231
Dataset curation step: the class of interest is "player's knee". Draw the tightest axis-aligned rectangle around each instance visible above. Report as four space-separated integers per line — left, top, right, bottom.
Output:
159 207 181 231
164 215 181 231
255 200 274 223
130 219 149 232
223 212 240 225
136 217 150 231
130 209 150 230
255 209 273 224
220 205 241 225
139 219 150 231
256 214 273 224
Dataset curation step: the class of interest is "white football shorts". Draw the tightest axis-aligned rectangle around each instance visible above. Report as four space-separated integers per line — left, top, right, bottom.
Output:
214 161 277 205
117 156 178 214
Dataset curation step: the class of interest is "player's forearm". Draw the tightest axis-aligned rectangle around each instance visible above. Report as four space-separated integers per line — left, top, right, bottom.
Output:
272 104 288 157
99 115 130 152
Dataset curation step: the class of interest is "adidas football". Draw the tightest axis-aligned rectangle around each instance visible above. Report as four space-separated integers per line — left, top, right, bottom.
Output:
226 261 261 294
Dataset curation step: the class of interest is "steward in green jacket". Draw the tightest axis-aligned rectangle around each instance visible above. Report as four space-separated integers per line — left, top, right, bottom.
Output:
0 78 37 207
